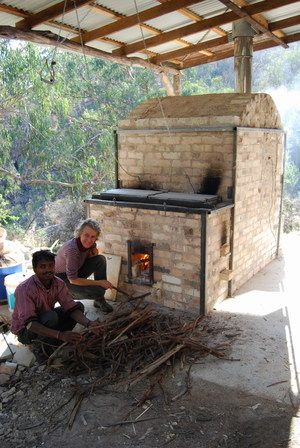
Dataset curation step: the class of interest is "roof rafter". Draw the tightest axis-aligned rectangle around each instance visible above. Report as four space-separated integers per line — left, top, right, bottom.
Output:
180 31 300 69
0 4 27 18
16 0 91 31
71 0 203 44
228 0 268 28
151 36 229 64
89 1 195 50
153 0 227 38
113 11 237 56
218 0 287 48
81 1 213 61
113 0 298 56
151 7 300 65
269 14 300 31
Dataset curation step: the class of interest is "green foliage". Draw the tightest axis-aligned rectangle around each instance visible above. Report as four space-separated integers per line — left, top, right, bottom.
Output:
253 43 300 90
284 160 300 197
282 197 300 233
0 194 17 225
1 39 300 238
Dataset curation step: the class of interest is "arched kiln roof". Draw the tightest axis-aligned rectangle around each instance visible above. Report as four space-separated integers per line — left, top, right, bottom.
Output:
121 93 282 129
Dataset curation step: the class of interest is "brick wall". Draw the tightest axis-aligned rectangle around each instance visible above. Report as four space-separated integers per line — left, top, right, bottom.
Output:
89 203 231 313
231 130 284 292
118 131 234 201
206 208 232 312
86 93 284 313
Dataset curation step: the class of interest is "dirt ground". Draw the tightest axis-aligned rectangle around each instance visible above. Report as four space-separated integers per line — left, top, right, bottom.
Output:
0 365 296 448
0 311 298 448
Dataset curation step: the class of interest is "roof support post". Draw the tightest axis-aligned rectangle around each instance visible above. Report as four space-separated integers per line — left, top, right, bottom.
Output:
159 72 175 96
232 19 255 93
173 73 182 95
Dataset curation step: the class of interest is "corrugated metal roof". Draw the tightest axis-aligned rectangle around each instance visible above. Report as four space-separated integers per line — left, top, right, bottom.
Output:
87 39 120 53
263 3 300 22
57 7 101 30
0 1 299 71
188 0 227 19
282 25 300 35
94 0 160 17
185 29 222 45
33 23 77 39
0 11 18 26
150 41 186 54
2 0 60 14
145 11 191 31
108 26 153 43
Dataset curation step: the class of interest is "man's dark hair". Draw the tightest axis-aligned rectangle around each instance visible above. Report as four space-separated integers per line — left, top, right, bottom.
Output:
32 250 55 269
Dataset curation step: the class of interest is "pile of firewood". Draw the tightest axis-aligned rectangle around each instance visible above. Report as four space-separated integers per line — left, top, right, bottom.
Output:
48 303 226 386
44 303 232 429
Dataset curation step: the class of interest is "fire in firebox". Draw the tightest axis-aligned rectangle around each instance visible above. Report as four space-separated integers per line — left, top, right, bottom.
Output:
127 240 154 285
131 253 150 278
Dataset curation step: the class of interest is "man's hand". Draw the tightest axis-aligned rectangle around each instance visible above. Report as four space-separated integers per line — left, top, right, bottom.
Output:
88 321 104 336
97 279 114 289
59 331 82 344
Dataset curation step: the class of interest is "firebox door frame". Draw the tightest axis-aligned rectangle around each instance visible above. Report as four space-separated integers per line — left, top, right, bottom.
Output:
127 240 155 286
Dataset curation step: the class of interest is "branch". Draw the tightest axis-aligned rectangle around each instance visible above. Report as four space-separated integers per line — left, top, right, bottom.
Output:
0 167 91 189
0 25 179 75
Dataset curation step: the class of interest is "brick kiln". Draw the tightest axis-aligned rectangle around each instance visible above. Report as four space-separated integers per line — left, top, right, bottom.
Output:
86 93 284 314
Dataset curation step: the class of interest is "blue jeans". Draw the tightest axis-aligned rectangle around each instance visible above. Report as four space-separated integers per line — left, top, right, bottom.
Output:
57 254 107 301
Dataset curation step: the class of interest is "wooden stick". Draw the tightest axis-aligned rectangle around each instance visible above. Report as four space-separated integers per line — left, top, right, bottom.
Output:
101 416 157 428
129 344 184 387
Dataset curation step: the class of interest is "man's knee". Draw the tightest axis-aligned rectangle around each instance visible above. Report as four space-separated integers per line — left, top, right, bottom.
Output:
38 310 59 328
94 254 106 267
75 301 85 313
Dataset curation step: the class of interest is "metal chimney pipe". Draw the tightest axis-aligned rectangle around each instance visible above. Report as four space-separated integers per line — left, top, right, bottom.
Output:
232 19 256 93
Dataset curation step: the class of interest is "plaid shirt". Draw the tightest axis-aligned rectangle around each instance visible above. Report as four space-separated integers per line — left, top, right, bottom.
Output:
55 238 90 280
11 274 79 334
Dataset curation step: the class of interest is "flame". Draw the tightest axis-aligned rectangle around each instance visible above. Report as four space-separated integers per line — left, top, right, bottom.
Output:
132 253 150 271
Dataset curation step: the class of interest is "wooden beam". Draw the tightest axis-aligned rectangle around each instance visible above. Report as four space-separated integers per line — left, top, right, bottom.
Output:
269 14 300 31
181 31 300 69
156 0 227 38
0 4 27 18
151 36 228 63
113 0 298 56
0 4 79 37
0 25 180 75
86 0 212 59
228 0 268 28
72 0 202 44
113 11 237 56
16 0 91 31
88 3 122 18
245 0 299 16
218 0 287 48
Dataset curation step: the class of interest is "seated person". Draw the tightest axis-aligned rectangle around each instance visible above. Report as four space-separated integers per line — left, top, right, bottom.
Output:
55 219 114 313
11 250 99 345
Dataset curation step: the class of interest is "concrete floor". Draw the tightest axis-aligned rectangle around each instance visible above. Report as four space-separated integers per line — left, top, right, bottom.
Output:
191 231 300 406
